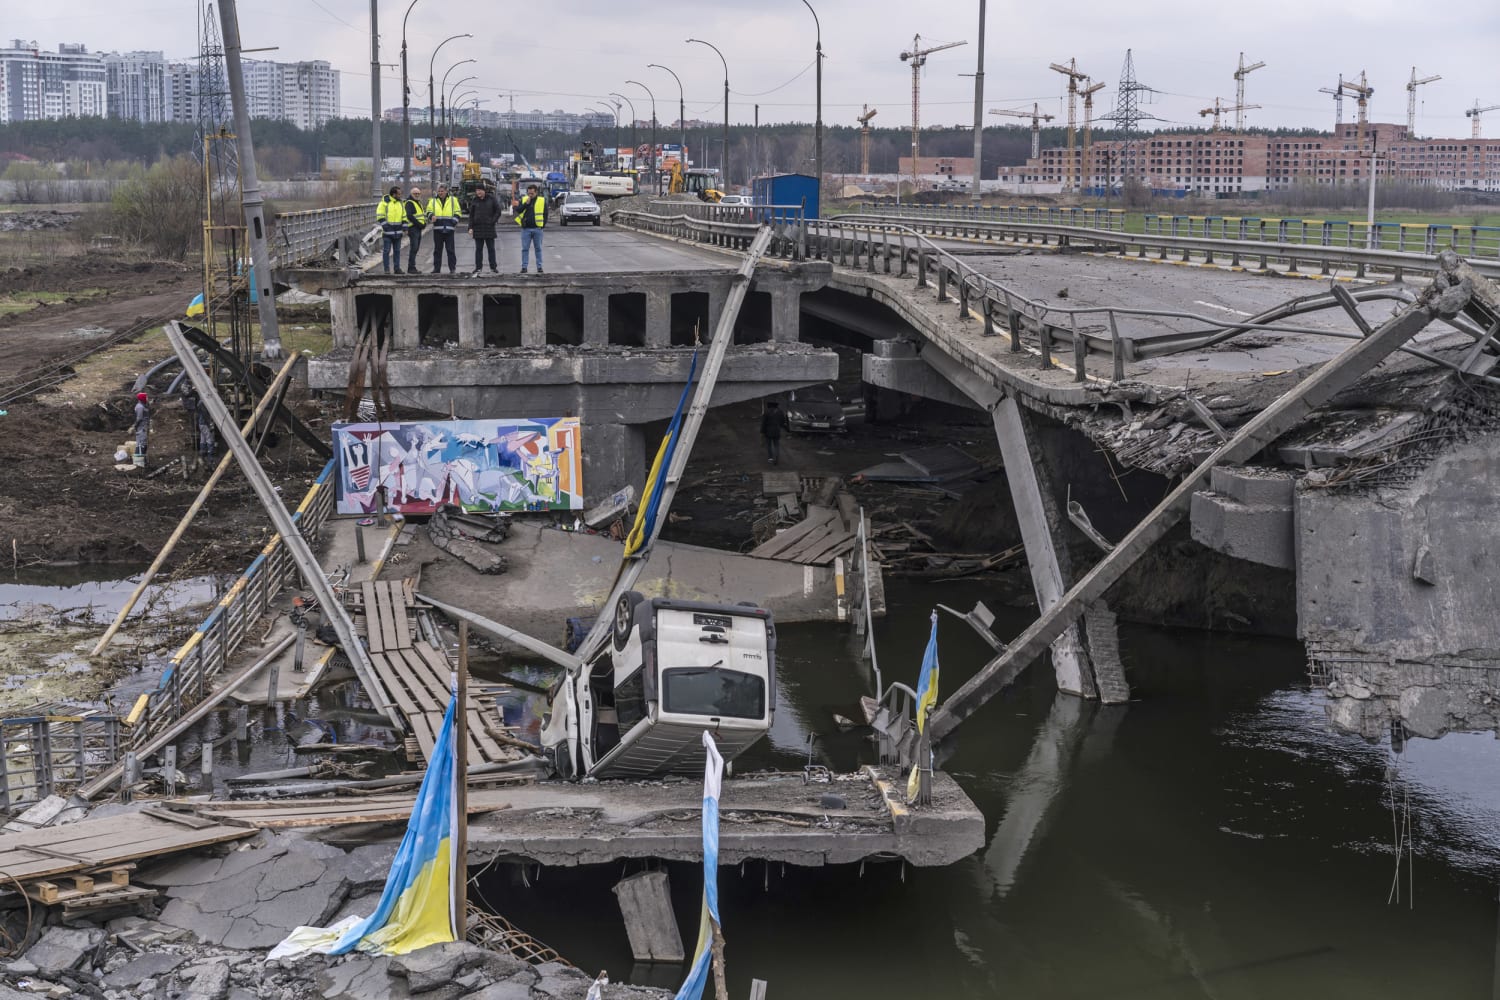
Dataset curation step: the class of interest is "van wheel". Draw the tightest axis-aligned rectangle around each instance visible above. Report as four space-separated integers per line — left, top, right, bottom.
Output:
592 218 600 227
613 592 642 651
555 741 575 780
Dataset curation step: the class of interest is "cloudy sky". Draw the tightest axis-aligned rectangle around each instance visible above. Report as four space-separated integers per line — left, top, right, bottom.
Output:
10 0 1500 138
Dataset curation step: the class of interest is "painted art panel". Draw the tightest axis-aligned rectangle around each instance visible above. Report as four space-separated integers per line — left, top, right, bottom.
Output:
334 418 583 515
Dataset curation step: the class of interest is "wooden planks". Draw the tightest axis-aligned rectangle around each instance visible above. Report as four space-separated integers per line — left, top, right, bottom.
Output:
360 579 410 654
0 811 255 887
368 640 519 768
189 789 513 830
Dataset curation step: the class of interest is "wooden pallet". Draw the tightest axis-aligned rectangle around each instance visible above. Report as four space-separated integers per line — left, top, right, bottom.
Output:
27 863 134 904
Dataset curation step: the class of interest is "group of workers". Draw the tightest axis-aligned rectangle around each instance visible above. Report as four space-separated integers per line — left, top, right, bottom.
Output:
375 181 550 277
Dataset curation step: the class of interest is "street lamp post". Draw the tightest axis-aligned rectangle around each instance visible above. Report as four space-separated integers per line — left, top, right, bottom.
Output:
627 80 657 193
439 61 475 179
427 34 471 190
799 0 822 188
969 0 986 203
647 63 686 164
399 0 421 186
686 39 729 187
592 103 619 154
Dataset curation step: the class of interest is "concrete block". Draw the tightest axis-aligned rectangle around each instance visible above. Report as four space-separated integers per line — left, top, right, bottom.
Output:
645 290 670 347
103 952 188 989
457 291 484 349
393 289 420 349
1209 466 1295 506
1190 490 1294 570
583 292 609 346
770 287 801 343
521 289 547 347
329 289 356 347
612 870 685 962
15 926 104 977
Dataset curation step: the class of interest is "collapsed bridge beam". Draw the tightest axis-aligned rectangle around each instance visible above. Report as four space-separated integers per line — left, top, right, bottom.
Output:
927 251 1483 748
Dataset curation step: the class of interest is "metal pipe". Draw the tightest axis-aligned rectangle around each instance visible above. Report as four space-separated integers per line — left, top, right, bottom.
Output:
217 0 281 359
687 38 729 187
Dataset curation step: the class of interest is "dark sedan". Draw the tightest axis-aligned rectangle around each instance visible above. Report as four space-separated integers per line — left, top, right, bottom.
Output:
783 384 847 433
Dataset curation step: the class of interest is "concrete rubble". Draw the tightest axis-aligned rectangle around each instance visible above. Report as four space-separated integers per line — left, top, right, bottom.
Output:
0 829 670 1000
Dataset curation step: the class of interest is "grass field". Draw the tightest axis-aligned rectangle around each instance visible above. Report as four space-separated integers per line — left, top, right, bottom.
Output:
0 289 104 316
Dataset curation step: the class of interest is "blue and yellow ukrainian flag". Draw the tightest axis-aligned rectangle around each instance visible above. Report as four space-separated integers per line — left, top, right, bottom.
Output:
906 611 940 802
624 350 699 558
674 731 725 1000
186 293 206 318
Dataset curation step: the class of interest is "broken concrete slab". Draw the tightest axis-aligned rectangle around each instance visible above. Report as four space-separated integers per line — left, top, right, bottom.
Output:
102 951 187 988
389 941 526 993
315 954 403 1000
10 926 104 977
185 957 233 1000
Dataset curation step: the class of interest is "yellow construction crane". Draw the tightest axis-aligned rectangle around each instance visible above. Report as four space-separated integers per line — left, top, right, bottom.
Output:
1319 75 1346 128
1049 59 1089 193
899 34 966 188
1406 68 1441 135
1342 71 1374 145
1233 53 1265 132
1199 97 1261 133
988 103 1055 160
858 105 878 174
1080 80 1105 196
1467 100 1500 139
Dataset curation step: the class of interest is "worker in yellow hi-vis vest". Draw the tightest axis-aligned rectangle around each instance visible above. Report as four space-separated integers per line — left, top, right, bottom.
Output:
514 183 547 274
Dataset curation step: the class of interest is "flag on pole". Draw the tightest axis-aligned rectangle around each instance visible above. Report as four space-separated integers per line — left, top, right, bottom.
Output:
906 611 940 802
186 293 206 318
673 731 725 1000
270 696 460 959
624 350 699 558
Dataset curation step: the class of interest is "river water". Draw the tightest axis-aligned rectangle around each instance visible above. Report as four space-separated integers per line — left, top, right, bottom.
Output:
491 578 1500 999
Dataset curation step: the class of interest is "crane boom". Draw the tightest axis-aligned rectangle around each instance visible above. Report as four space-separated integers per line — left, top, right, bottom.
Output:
1467 101 1500 139
1233 53 1265 131
1406 68 1440 136
990 102 1055 159
858 104 878 174
1050 59 1089 193
899 35 966 188
1080 80 1105 196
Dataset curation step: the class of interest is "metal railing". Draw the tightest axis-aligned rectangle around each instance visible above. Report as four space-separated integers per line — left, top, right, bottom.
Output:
844 202 1128 232
1143 214 1500 259
271 204 371 267
616 204 1500 388
125 460 339 748
613 201 809 259
0 712 121 809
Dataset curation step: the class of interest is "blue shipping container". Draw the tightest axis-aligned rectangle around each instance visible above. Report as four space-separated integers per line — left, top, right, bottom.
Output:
752 173 820 222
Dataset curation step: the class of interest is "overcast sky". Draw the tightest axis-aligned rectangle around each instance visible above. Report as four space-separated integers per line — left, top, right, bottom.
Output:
9 1 1500 139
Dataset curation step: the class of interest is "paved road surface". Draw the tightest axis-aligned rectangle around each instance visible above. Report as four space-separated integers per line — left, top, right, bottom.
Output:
372 221 733 277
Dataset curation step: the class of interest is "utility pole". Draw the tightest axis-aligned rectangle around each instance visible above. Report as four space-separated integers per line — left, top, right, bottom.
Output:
800 1 823 189
217 0 280 359
369 0 381 196
400 0 421 186
970 0 986 203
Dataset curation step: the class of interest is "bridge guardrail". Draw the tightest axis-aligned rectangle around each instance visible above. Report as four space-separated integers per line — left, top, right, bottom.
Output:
842 202 1128 232
614 204 1500 389
271 204 370 267
615 201 809 259
1142 214 1500 260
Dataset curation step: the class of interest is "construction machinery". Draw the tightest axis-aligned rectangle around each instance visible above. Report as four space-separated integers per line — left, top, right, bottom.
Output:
1233 53 1265 132
899 34 966 187
1406 68 1441 135
1320 75 1346 128
1079 80 1105 196
1199 97 1260 133
858 105 878 174
1050 59 1089 193
1466 100 1500 139
989 104 1055 160
1342 71 1374 145
668 162 724 202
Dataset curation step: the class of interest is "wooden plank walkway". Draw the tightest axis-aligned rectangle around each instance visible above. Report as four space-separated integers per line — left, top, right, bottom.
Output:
0 811 255 885
748 504 856 565
185 789 514 830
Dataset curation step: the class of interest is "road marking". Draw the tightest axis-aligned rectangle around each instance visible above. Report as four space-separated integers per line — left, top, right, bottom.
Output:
1193 300 1252 317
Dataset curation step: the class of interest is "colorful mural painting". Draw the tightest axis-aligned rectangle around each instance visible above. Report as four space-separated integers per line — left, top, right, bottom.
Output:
334 418 583 515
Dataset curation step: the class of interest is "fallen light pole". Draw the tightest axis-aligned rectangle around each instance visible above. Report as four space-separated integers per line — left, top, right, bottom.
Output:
164 321 398 727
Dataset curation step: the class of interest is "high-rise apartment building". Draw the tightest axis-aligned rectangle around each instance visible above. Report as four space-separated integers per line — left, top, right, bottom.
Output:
104 50 166 123
0 40 107 123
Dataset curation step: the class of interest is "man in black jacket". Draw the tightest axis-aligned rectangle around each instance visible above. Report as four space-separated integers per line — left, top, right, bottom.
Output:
403 186 426 274
466 184 502 275
760 400 787 465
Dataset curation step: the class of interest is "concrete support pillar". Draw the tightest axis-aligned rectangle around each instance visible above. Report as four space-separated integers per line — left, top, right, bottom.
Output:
644 290 671 347
456 291 484 349
992 395 1106 700
521 288 547 347
770 287 802 343
583 291 610 347
583 421 647 505
392 288 420 349
706 285 726 343
612 870 684 962
329 289 356 347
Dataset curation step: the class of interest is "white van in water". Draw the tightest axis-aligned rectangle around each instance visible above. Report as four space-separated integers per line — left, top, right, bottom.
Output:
541 593 776 780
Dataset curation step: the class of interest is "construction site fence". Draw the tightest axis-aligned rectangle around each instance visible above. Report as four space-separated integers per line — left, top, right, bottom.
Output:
1143 214 1500 259
124 460 339 751
271 204 371 267
0 713 121 810
844 202 1128 232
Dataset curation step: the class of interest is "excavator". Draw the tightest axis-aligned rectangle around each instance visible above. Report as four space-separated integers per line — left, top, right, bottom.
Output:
668 162 724 202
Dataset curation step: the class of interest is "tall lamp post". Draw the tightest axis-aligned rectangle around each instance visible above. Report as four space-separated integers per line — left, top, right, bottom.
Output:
686 38 729 187
593 103 620 155
439 61 475 179
427 34 471 189
610 92 638 171
647 63 686 162
799 0 823 188
969 0 986 203
399 0 421 185
369 0 381 196
627 80 657 193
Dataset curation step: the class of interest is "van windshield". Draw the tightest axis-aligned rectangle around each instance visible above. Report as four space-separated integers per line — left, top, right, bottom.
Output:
661 665 765 720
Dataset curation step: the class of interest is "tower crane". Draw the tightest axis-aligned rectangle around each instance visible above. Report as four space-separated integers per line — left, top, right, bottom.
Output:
1467 100 1500 139
1080 80 1105 196
989 103 1055 160
1233 53 1265 132
1342 71 1374 146
1319 75 1345 128
1199 97 1260 133
1406 68 1441 136
899 34 966 187
857 105 878 174
1049 59 1089 193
